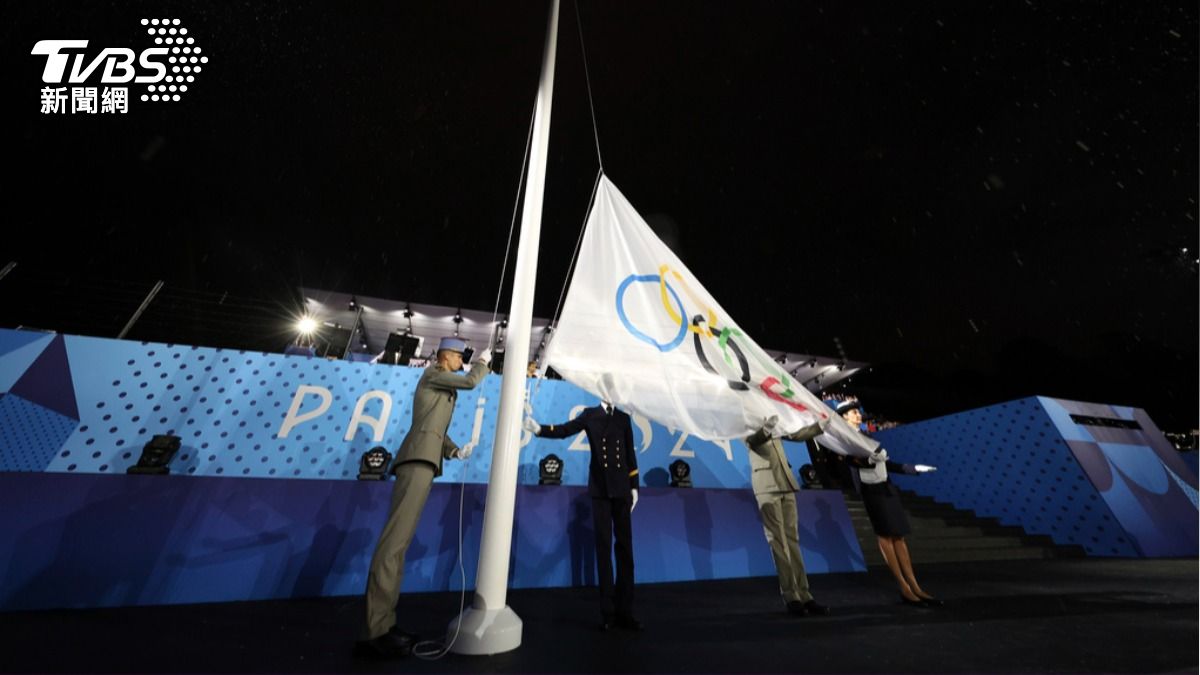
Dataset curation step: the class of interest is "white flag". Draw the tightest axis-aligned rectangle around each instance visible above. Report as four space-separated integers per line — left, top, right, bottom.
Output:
546 176 878 456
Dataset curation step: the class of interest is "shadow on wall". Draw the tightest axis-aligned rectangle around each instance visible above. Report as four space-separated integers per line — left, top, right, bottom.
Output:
6 477 192 609
643 467 669 487
800 496 865 573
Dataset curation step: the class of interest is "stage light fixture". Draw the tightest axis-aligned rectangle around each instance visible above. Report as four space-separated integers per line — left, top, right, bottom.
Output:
348 296 358 311
489 348 507 374
296 316 317 335
127 434 182 475
798 464 821 489
358 446 393 480
539 453 563 485
669 459 693 488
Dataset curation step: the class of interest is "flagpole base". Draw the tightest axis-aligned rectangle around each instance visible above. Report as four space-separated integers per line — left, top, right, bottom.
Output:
446 605 522 655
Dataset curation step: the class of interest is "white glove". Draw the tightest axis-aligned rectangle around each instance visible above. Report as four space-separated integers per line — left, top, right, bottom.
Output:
630 489 639 512
872 447 889 463
454 445 473 460
475 348 492 366
761 415 779 435
914 464 937 473
523 417 542 435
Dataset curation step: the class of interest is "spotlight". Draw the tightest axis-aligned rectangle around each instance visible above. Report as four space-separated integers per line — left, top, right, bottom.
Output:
383 332 421 366
539 453 563 485
357 446 393 480
403 305 414 319
296 316 317 335
348 296 359 311
127 434 182 475
489 348 507 374
798 464 821 489
453 310 463 324
669 459 692 488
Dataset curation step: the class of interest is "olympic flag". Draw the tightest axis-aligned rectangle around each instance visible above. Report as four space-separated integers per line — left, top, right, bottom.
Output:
545 176 878 456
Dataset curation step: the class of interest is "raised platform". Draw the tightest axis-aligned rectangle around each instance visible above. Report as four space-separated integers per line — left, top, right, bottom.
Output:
0 472 864 611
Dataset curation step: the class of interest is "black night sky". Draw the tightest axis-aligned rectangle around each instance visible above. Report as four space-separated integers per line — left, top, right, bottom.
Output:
4 2 1197 429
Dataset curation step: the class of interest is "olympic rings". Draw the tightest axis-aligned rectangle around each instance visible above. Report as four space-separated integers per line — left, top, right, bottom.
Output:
659 264 717 337
761 376 825 416
691 315 750 390
616 274 688 352
616 267 815 410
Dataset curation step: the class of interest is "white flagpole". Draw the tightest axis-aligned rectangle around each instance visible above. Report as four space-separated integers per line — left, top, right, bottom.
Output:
448 0 560 655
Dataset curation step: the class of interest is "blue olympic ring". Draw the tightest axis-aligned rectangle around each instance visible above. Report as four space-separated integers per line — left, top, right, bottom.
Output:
615 274 688 352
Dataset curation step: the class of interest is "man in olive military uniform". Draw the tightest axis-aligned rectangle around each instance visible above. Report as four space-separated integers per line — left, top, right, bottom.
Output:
525 396 641 631
357 337 491 659
745 415 831 617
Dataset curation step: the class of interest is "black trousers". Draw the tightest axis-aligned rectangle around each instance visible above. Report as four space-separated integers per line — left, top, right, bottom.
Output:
591 496 634 617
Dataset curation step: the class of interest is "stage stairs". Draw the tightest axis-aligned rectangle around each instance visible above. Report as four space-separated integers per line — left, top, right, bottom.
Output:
834 489 1088 565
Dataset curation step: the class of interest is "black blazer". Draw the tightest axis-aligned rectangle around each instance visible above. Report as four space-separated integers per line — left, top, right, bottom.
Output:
537 405 639 499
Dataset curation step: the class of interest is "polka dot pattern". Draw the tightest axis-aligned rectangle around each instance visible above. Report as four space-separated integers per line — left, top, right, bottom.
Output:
0 395 79 472
43 343 441 480
876 396 1138 557
8 334 760 489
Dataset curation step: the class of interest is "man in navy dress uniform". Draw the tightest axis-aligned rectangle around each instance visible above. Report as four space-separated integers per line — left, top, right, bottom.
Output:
525 395 642 631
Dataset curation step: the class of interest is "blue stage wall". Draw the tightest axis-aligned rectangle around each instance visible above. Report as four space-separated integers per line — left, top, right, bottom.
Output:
874 397 1198 558
0 329 865 611
1183 451 1199 478
0 472 864 611
0 330 810 489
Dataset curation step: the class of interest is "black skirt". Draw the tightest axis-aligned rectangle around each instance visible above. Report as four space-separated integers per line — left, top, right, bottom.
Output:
860 481 911 537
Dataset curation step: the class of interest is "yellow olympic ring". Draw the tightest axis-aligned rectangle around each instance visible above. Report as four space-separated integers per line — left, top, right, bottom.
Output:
658 264 718 337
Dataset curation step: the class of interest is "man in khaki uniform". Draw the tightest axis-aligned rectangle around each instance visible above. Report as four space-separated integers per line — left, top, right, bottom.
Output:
356 337 491 659
745 415 831 617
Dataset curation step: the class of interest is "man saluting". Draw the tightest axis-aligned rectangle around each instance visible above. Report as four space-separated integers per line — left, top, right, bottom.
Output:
357 337 491 659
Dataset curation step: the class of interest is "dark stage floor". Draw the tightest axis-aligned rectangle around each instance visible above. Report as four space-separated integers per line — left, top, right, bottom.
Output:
1 558 1195 673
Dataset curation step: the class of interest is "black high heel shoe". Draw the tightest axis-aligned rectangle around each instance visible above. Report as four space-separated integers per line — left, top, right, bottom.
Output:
900 595 926 608
919 596 944 607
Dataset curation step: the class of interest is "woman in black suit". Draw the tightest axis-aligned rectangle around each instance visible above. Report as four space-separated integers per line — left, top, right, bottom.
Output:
835 399 942 608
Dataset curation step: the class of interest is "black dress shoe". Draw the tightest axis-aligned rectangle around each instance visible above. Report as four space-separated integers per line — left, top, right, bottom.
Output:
615 614 644 631
353 631 414 659
786 600 808 616
389 626 421 641
802 600 830 616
